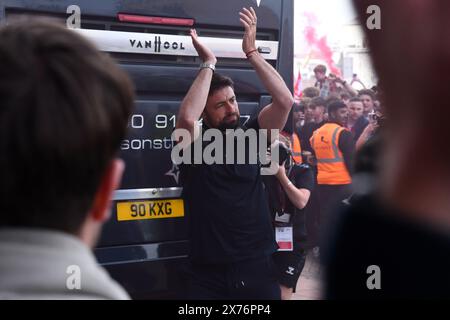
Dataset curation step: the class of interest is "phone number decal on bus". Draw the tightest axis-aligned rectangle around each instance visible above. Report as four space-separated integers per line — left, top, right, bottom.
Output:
116 199 184 221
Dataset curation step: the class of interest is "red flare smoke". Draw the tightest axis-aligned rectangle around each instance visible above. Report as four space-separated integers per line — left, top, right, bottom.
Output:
294 71 302 100
303 12 341 77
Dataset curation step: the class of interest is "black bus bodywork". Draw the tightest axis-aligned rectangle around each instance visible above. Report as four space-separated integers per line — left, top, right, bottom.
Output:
0 0 294 299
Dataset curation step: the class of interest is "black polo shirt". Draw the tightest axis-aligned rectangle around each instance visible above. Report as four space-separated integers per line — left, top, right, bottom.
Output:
180 118 277 265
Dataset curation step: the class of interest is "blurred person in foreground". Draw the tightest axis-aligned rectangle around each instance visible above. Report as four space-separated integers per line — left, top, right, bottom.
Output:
0 22 133 299
324 0 450 299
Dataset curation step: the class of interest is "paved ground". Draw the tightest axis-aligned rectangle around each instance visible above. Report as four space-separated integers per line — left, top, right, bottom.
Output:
292 252 323 300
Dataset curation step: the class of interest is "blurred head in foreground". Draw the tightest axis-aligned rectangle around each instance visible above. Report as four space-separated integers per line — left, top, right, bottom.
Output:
351 0 450 224
324 1 450 299
0 21 134 247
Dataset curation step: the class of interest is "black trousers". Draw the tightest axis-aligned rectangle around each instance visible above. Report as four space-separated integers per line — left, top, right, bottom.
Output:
186 256 281 300
317 184 352 242
305 187 321 249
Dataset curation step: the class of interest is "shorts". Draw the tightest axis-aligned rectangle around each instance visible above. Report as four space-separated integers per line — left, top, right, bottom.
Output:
273 249 307 290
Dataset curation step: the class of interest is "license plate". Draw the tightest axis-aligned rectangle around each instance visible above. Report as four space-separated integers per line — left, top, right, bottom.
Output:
116 199 184 221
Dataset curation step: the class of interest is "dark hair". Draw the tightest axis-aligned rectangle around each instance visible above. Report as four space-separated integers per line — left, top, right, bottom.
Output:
325 96 341 107
302 86 320 98
340 92 350 100
209 73 234 96
293 103 305 113
0 21 134 234
358 89 375 101
327 100 348 114
349 97 363 103
309 97 326 108
313 64 327 74
297 97 311 110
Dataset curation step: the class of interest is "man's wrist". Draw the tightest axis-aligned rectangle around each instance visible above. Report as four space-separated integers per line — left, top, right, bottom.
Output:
246 48 259 59
199 62 216 73
281 177 293 189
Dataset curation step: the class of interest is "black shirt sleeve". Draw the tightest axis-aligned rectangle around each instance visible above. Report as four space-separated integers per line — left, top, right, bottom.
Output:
338 130 355 176
291 165 315 192
244 117 260 131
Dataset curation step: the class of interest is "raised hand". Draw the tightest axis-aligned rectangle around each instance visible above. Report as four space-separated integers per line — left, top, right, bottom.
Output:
190 29 217 65
239 7 257 55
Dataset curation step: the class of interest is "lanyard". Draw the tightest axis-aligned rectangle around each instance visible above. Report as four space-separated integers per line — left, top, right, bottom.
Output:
277 165 294 213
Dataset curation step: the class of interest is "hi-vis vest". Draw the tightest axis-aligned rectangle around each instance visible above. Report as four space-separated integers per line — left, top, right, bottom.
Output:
292 133 302 164
310 123 352 185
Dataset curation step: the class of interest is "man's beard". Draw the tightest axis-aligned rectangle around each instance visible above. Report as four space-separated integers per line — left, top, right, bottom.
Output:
217 113 240 131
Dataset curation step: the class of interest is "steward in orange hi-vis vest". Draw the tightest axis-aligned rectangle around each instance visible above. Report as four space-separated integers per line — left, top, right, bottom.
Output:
292 132 302 164
310 123 352 185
